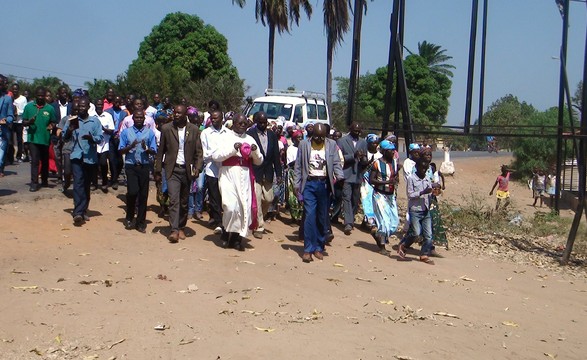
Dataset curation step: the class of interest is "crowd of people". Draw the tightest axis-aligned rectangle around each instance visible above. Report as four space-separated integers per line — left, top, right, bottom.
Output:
0 75 447 264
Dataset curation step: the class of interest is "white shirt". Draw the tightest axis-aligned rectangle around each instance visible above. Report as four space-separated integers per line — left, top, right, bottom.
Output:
96 112 115 153
146 105 157 119
58 101 69 120
201 125 228 177
286 144 298 166
119 114 156 131
176 126 186 165
13 95 27 123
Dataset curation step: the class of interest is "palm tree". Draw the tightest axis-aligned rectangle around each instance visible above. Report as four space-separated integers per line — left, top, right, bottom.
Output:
417 41 456 77
323 0 351 106
232 0 312 89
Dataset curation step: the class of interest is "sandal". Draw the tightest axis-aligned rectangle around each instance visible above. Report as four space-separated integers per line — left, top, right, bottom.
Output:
397 244 406 259
419 256 435 265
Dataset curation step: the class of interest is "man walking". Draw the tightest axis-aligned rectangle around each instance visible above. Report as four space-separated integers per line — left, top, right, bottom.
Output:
155 104 203 243
119 110 157 233
61 98 103 225
200 109 227 233
294 123 343 262
336 122 368 235
22 87 57 191
11 83 27 163
247 111 282 239
0 75 14 177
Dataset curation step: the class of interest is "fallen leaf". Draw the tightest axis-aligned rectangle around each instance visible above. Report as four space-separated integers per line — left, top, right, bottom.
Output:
154 324 167 330
50 288 65 292
179 338 196 345
506 277 512 281
11 269 30 274
355 277 372 282
108 338 126 349
544 353 557 359
394 356 414 360
502 321 519 327
78 253 91 256
79 280 99 285
485 291 496 294
378 300 394 305
433 312 460 319
83 355 99 360
333 263 345 267
273 239 284 243
29 348 42 356
198 258 209 262
55 335 62 344
219 309 233 315
240 261 255 265
11 285 38 290
1 339 14 343
255 326 275 332
242 295 250 300
460 276 476 282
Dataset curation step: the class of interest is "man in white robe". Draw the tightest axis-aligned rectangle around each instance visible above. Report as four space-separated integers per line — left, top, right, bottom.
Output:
212 114 263 250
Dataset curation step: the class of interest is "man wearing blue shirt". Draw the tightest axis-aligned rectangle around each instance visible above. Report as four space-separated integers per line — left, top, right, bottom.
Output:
119 110 157 233
62 97 104 226
0 75 15 177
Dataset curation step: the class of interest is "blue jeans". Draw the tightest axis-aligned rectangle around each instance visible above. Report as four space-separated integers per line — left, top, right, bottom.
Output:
71 159 93 217
402 209 433 256
188 171 206 215
0 128 10 172
302 179 330 253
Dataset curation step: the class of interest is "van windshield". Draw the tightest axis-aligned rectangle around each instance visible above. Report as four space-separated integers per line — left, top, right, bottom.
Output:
249 102 292 120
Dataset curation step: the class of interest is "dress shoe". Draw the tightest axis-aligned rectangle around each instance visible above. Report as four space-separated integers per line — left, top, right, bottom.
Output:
194 212 203 220
325 233 334 244
178 229 186 240
313 251 324 260
214 226 223 235
168 231 179 243
343 224 353 235
253 231 263 239
83 214 90 222
136 223 147 233
302 252 313 263
124 218 135 230
73 215 84 225
111 182 118 190
29 184 38 192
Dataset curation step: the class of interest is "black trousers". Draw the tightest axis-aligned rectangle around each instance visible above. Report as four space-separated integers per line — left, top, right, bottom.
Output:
29 143 49 185
125 164 150 226
13 124 24 159
206 175 223 224
168 167 190 231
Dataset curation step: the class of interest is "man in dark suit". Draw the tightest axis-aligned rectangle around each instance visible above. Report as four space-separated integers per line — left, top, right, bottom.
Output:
155 104 203 243
336 122 368 235
246 111 282 239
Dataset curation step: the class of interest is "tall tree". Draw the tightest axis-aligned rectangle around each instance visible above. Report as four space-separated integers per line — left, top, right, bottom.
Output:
417 40 456 77
233 0 312 88
323 0 350 106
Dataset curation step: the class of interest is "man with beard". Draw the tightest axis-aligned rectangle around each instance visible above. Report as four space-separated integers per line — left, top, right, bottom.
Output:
155 104 203 243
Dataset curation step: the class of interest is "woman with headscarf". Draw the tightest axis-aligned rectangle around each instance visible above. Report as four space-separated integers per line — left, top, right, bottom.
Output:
286 129 304 221
368 140 400 254
360 134 382 233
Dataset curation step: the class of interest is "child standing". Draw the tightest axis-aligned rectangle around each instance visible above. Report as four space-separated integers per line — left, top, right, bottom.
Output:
489 165 512 211
532 169 546 207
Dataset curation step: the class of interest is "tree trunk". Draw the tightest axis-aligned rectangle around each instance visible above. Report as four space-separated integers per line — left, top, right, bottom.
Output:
268 24 275 89
326 36 333 108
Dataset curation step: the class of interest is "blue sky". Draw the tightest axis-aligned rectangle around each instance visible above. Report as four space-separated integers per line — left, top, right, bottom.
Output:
2 1 586 126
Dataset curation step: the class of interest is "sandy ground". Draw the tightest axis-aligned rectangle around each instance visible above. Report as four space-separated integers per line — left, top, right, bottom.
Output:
1 154 585 360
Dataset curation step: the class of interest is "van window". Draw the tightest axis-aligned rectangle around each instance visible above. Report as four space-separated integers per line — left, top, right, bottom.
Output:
307 104 317 120
318 105 328 121
294 105 303 123
249 102 293 120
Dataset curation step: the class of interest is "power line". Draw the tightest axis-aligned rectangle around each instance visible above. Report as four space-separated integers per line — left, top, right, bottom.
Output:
9 74 86 90
0 62 94 80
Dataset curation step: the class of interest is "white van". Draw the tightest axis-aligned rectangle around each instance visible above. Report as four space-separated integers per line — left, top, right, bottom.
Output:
245 89 330 127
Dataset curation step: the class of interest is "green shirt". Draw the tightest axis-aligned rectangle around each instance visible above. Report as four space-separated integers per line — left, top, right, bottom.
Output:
22 102 57 145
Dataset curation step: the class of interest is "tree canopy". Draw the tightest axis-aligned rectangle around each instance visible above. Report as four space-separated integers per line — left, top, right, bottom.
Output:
136 12 239 82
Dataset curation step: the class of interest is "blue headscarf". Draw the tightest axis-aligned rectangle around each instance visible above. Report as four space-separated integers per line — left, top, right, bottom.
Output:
379 140 395 151
366 133 380 144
